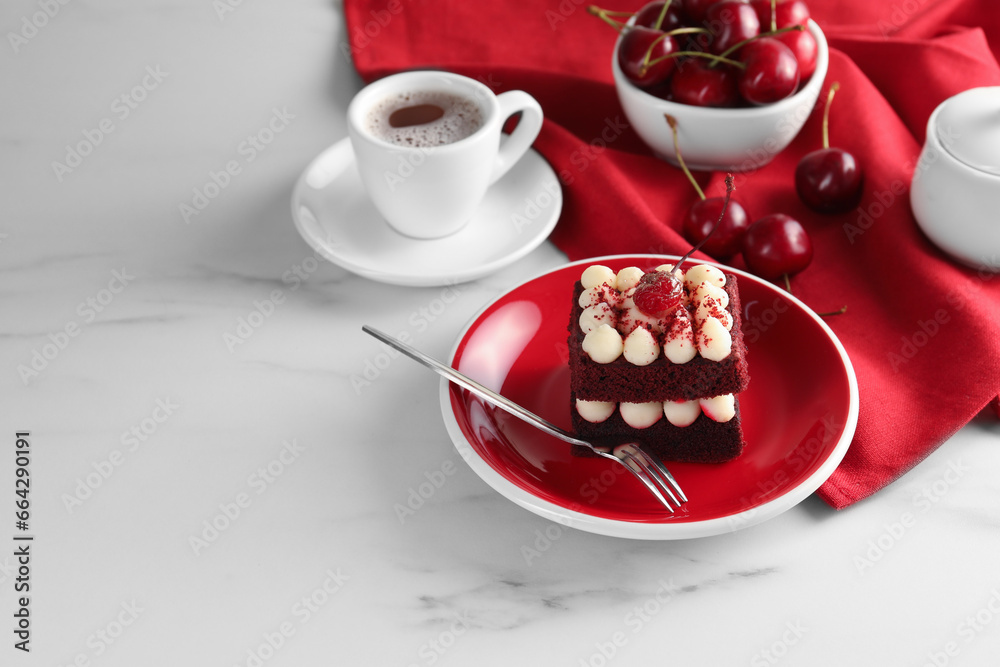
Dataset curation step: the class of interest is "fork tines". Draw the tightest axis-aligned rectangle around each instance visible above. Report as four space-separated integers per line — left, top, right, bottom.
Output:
613 443 688 513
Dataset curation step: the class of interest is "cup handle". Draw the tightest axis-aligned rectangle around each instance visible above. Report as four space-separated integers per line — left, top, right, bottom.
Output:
490 91 543 185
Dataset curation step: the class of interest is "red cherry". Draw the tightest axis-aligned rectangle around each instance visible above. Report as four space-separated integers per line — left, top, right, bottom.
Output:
737 37 800 105
742 213 813 279
749 0 809 29
666 119 746 259
618 27 680 88
669 58 740 106
683 197 751 258
634 0 686 32
795 83 864 214
684 0 725 25
777 27 817 83
647 78 677 102
704 1 760 55
795 149 863 213
632 271 684 317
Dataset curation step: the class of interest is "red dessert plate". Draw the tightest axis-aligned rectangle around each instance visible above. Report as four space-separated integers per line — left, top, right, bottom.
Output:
440 255 858 539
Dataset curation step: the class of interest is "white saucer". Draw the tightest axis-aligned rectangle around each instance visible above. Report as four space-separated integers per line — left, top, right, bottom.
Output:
291 137 562 286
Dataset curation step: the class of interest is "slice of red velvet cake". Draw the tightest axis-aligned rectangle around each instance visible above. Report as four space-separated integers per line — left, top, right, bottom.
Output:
568 262 750 463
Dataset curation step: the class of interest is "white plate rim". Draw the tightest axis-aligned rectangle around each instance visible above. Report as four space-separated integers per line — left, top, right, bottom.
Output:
439 254 860 540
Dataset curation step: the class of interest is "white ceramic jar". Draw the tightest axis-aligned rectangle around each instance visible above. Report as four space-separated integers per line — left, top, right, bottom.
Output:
910 86 1000 271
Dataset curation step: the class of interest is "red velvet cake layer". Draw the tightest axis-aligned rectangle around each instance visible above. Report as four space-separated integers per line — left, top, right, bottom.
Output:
570 396 745 464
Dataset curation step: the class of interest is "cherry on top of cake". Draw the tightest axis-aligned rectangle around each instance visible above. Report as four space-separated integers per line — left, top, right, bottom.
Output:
576 262 736 367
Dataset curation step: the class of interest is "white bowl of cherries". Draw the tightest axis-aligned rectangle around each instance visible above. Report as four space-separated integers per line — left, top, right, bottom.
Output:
598 0 828 172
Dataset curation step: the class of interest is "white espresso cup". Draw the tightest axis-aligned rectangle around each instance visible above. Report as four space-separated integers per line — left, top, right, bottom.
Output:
347 70 544 239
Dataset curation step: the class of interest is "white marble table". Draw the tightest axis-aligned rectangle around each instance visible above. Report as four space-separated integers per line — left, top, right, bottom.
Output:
3 1 999 665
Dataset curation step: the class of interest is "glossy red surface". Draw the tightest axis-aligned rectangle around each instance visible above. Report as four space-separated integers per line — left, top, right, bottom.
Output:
448 257 854 524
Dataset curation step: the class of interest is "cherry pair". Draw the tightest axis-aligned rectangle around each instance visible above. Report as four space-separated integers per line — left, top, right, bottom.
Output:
667 115 811 282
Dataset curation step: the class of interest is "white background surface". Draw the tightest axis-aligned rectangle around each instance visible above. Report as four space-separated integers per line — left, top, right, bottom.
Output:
2 1 999 665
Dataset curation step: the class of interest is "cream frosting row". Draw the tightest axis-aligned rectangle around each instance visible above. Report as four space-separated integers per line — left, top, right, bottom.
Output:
578 264 734 366
575 394 737 428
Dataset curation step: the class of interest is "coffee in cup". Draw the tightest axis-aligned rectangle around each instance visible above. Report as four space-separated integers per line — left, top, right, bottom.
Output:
348 71 544 239
364 90 484 148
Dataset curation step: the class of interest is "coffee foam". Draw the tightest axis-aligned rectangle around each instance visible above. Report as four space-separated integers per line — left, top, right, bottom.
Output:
365 90 484 148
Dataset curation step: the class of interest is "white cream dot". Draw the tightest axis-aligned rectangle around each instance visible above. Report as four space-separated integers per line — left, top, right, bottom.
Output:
578 286 602 309
579 303 615 334
699 394 736 422
582 324 623 363
695 296 733 331
576 399 616 423
654 263 684 282
620 401 663 429
663 310 697 364
623 326 659 366
697 316 732 361
684 264 726 291
581 265 616 290
664 400 701 427
692 281 729 309
615 266 644 291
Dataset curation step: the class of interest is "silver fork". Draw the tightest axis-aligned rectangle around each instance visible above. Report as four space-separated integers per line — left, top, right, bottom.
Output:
362 325 688 513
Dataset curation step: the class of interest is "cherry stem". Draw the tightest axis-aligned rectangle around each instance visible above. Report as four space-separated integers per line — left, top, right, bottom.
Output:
714 24 805 63
642 32 672 72
822 82 840 150
653 0 672 31
587 5 630 32
781 274 848 314
640 30 710 74
770 0 777 32
675 174 735 271
647 50 745 70
666 115 706 200
667 26 709 36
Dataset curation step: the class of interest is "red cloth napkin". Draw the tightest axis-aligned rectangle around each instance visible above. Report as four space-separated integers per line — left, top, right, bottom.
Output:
343 0 1000 509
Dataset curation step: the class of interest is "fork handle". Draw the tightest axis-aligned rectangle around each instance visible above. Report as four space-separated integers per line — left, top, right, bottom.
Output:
362 326 590 448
